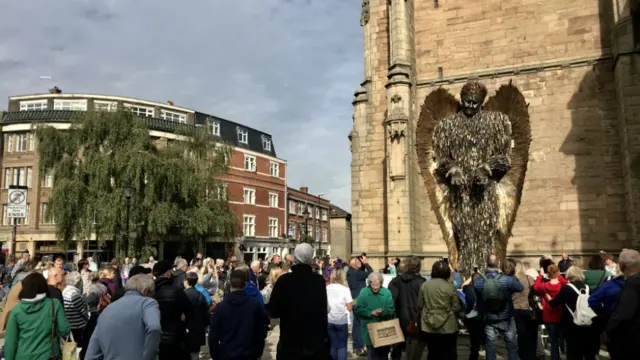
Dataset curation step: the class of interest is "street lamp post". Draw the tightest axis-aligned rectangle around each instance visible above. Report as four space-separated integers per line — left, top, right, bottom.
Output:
123 185 133 256
303 205 310 240
316 193 324 257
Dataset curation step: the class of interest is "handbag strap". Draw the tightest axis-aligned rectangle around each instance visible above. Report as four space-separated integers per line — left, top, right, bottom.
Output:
50 298 56 358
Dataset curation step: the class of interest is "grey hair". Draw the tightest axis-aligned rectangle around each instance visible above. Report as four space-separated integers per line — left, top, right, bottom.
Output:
367 272 384 284
175 258 188 269
619 249 640 270
65 271 82 287
293 243 314 266
250 260 261 269
125 274 156 296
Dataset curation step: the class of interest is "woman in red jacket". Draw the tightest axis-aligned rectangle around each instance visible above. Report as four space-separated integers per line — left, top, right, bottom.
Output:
533 264 567 360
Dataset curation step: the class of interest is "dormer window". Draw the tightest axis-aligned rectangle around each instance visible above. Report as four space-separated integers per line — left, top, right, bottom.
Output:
237 128 248 144
207 118 220 136
262 136 272 151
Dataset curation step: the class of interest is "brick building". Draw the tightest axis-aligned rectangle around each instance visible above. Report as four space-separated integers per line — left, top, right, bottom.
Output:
286 186 331 257
0 91 287 262
351 0 639 269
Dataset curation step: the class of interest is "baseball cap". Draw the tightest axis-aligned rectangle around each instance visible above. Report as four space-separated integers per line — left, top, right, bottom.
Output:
129 265 152 277
153 260 173 277
62 264 72 273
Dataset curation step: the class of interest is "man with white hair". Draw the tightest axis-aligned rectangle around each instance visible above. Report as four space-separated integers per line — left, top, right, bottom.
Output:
173 258 189 290
85 274 162 360
605 248 640 359
269 243 329 359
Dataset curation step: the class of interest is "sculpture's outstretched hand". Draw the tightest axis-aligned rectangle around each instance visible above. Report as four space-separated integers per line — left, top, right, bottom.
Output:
446 166 464 186
474 163 492 186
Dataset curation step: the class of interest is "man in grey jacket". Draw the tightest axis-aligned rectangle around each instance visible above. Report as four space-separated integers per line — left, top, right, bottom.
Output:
85 274 162 360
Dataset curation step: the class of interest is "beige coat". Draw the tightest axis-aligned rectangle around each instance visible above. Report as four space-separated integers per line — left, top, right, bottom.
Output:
0 281 22 331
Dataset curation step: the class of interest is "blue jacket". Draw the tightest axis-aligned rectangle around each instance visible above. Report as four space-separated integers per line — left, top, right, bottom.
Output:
194 284 212 306
85 291 162 360
245 271 265 310
474 270 524 323
588 276 625 314
209 291 266 360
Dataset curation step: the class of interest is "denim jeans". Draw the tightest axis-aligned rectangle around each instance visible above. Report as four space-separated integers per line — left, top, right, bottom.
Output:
546 323 562 360
328 323 349 360
352 310 364 351
514 310 539 360
484 317 518 360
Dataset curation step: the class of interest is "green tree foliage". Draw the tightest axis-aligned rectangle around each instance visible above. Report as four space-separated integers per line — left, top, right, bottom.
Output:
36 110 236 257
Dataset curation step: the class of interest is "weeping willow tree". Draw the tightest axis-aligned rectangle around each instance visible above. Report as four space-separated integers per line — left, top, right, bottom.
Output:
36 109 236 258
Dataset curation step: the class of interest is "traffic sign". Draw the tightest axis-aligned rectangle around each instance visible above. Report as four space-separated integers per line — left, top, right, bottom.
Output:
8 186 27 218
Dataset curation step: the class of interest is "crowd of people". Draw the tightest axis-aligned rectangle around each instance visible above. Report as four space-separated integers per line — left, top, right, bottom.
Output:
0 245 638 360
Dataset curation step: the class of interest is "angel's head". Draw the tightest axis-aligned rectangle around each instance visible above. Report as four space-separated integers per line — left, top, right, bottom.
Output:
460 81 487 118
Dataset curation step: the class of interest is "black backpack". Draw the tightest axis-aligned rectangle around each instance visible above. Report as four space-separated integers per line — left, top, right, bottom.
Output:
481 274 506 313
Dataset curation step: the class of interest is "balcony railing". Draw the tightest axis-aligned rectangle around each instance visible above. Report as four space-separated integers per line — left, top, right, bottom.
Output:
2 110 198 135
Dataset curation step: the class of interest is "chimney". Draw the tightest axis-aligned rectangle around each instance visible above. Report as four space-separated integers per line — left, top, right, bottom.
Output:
300 186 308 193
49 86 62 94
167 100 174 106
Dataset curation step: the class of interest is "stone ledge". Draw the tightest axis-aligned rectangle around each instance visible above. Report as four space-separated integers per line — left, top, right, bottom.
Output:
417 54 612 87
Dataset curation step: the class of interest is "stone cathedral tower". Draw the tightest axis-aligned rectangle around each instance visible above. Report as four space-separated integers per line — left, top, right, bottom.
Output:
351 0 640 269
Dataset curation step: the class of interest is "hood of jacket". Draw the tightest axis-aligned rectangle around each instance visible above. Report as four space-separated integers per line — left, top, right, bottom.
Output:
398 272 423 283
226 290 251 306
155 276 174 288
244 280 261 299
20 293 48 314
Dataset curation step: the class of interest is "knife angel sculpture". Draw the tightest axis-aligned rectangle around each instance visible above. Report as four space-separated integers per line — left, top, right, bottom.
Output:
416 81 531 270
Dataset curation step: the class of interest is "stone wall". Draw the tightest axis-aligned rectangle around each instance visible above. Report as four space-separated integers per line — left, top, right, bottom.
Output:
416 65 627 256
414 0 610 80
351 0 634 265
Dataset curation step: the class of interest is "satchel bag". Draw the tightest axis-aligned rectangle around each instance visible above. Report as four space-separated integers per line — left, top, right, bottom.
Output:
49 299 61 360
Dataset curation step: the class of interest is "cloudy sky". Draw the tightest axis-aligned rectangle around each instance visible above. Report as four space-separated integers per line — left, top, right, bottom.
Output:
0 0 362 210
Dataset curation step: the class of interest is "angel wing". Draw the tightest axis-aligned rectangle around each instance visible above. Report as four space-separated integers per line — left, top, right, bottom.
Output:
416 88 460 265
483 80 532 260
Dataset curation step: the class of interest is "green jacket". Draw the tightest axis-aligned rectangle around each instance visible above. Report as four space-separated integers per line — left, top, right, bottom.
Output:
418 278 460 334
5 295 71 360
354 286 395 346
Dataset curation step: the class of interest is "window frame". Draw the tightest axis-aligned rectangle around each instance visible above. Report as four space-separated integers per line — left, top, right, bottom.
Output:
53 99 88 111
94 101 118 112
124 104 154 117
28 133 35 152
41 203 54 224
237 128 249 144
160 109 187 123
288 200 296 214
242 214 256 237
262 136 272 151
243 154 256 172
243 187 256 205
19 100 48 111
15 134 27 152
207 119 220 136
269 162 279 177
269 192 278 208
268 217 278 238
6 134 13 153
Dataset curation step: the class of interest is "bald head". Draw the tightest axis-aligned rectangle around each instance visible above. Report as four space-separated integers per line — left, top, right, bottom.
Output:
48 266 64 287
487 255 499 269
619 248 640 277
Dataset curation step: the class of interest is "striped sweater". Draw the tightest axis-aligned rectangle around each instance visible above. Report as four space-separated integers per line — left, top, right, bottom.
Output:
63 285 89 329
